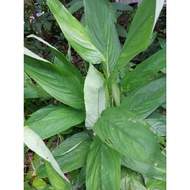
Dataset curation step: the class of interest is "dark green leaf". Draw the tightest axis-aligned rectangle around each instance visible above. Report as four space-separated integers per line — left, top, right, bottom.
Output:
24 48 84 109
54 138 91 173
25 105 85 139
84 0 121 73
24 75 51 99
121 156 165 180
109 0 164 82
94 107 166 179
116 23 127 38
112 2 133 11
76 166 86 188
121 48 166 92
27 35 84 84
52 132 90 157
145 176 166 190
121 168 146 190
43 21 51 31
68 1 84 14
36 134 91 177
34 22 42 31
121 75 166 118
86 137 121 190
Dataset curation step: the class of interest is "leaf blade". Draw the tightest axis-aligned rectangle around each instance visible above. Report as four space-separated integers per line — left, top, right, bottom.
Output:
47 0 105 64
86 137 121 190
27 34 84 83
24 48 84 109
121 75 166 118
84 0 121 71
24 126 70 183
121 48 166 92
84 64 109 129
94 107 166 179
109 0 164 82
25 105 85 139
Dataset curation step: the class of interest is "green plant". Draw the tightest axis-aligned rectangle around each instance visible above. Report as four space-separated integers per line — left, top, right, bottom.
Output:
24 0 166 189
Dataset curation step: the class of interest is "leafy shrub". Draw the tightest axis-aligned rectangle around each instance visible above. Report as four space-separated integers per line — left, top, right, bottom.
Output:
24 0 166 189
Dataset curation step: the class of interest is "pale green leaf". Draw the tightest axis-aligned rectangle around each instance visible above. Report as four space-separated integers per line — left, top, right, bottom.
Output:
32 177 47 190
121 75 166 118
24 47 49 62
94 107 166 179
154 0 165 27
86 137 121 190
84 64 109 129
24 126 70 183
25 105 85 139
47 0 105 64
121 48 166 92
24 48 84 109
84 0 121 72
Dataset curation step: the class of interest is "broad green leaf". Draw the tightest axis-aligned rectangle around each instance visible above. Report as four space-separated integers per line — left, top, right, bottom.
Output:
24 75 52 99
86 137 121 190
24 84 51 99
94 107 166 179
121 156 165 180
84 0 121 73
145 177 166 190
52 132 90 157
121 75 166 118
24 48 84 109
54 138 91 173
84 64 109 130
32 177 47 190
24 126 70 183
25 105 85 139
27 34 84 84
45 161 71 190
121 48 166 92
47 0 105 64
36 133 91 177
109 0 163 82
121 168 146 190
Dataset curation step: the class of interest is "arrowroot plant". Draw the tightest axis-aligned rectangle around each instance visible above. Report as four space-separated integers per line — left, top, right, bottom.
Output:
24 0 166 189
